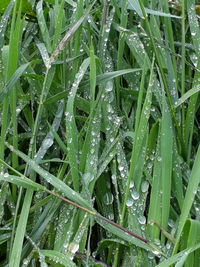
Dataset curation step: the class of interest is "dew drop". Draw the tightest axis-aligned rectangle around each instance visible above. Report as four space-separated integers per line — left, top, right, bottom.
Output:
138 215 146 225
141 181 149 193
131 190 139 200
129 180 134 188
126 198 133 207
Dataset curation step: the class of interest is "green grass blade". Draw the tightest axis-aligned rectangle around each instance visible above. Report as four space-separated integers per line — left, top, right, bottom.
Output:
42 250 77 267
160 94 173 235
65 58 90 191
173 145 200 253
0 63 30 102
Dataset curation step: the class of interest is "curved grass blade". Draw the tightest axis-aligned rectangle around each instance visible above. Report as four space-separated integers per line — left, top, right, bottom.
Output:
0 173 45 192
0 62 30 102
175 84 200 108
156 243 200 267
6 143 94 211
41 250 77 267
1 157 162 256
82 68 142 87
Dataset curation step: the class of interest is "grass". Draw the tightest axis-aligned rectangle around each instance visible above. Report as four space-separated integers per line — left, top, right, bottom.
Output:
0 0 200 266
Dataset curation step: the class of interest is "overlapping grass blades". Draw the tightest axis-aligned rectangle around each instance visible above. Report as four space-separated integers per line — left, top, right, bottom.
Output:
0 0 200 266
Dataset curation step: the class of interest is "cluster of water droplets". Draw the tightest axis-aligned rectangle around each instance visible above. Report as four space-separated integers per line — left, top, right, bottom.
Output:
126 179 149 232
87 115 101 168
145 150 156 174
54 205 74 251
99 6 115 59
64 214 88 259
103 185 115 223
117 143 128 187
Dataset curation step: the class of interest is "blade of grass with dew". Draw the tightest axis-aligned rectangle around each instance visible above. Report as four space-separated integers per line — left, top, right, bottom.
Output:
45 69 142 103
156 243 200 267
172 144 184 210
66 214 89 260
1 0 200 265
180 0 186 145
160 93 173 237
74 90 102 251
0 173 45 192
161 0 178 85
96 140 118 182
184 0 200 161
147 129 162 241
131 58 155 190
95 215 153 252
89 38 96 109
36 41 50 69
22 200 60 259
65 58 90 191
175 84 200 108
1 3 24 255
0 183 8 224
137 0 181 143
1 158 160 255
145 8 181 18
36 0 52 53
125 31 151 69
53 204 76 252
180 219 200 267
8 64 55 267
42 250 77 267
173 145 200 254
0 62 30 102
48 2 96 67
71 0 83 79
24 234 48 266
79 73 102 176
47 122 68 155
6 143 94 211
82 68 142 88
113 57 155 267
127 0 143 18
34 100 64 163
52 0 65 51
116 0 128 107
82 107 101 197
0 0 23 171
0 1 14 50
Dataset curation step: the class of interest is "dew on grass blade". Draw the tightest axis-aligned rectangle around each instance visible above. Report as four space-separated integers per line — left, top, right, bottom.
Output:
138 215 146 225
131 190 139 200
103 192 114 205
141 181 149 193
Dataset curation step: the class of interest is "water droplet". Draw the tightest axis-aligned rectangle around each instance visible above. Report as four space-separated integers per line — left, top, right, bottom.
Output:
138 215 146 225
129 180 134 188
157 156 162 162
152 249 160 256
126 198 133 207
103 192 114 205
118 165 124 171
131 190 139 200
141 181 149 193
68 243 79 254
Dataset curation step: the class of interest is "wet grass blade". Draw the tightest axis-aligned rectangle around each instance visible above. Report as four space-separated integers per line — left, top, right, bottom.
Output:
173 145 200 253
